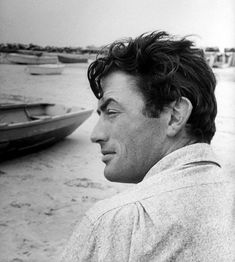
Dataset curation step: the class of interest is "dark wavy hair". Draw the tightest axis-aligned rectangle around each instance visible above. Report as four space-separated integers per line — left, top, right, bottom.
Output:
87 31 217 143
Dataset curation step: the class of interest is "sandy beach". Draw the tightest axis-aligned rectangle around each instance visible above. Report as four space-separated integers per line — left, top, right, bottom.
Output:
0 63 235 262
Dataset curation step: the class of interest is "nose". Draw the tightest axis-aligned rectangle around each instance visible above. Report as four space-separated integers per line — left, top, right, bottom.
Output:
90 117 108 143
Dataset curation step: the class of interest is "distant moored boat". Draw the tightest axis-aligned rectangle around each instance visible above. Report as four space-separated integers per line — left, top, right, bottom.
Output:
58 53 88 63
7 53 58 65
26 64 65 75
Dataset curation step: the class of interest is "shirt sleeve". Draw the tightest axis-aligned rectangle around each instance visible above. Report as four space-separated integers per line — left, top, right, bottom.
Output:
59 215 95 262
59 203 141 262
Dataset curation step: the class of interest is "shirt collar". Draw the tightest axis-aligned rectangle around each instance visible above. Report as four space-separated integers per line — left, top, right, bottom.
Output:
144 143 220 181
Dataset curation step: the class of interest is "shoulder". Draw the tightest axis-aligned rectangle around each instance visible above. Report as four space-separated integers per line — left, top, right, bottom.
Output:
86 188 142 224
86 166 234 225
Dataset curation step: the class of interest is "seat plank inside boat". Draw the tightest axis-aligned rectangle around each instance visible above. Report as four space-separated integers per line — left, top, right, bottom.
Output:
30 115 52 120
0 104 73 125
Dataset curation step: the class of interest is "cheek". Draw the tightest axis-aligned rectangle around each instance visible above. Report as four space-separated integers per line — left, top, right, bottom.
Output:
110 116 163 159
117 123 148 160
110 121 139 157
126 120 165 157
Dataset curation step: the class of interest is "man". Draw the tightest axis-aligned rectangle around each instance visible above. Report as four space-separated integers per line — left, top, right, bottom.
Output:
61 31 234 261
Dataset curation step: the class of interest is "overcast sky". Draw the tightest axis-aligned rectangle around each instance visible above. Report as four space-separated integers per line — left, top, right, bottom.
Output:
0 0 234 50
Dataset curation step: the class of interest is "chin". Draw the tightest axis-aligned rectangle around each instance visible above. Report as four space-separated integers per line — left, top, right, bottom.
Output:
104 170 121 183
104 168 144 184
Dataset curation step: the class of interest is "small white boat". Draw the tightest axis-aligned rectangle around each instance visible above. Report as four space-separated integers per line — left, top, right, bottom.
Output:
7 53 58 65
26 64 65 75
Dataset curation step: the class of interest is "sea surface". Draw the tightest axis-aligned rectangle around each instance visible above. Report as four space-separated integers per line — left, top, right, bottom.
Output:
0 63 96 108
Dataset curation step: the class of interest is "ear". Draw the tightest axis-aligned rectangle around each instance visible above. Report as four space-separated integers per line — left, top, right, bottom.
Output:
167 97 193 137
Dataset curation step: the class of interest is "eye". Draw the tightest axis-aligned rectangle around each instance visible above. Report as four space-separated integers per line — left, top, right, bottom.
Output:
106 109 118 115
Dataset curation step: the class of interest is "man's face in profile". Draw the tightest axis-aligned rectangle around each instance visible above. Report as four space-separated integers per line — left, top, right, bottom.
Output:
91 71 169 183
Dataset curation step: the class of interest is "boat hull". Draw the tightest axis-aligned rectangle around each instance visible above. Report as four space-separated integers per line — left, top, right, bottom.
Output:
0 103 93 160
7 53 58 65
27 64 64 75
58 54 88 63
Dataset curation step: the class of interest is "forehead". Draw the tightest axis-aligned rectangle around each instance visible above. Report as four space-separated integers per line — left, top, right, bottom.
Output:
98 71 144 107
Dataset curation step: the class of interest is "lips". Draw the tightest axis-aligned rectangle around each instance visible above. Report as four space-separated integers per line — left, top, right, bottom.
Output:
101 150 115 155
101 150 116 163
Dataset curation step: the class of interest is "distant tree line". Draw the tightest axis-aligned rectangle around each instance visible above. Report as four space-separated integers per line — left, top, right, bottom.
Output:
1 43 234 55
0 43 108 54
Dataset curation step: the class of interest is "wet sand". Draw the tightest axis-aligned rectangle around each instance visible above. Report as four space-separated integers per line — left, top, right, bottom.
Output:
0 63 235 262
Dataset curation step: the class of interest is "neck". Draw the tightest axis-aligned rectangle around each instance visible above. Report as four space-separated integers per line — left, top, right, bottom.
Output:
163 135 197 159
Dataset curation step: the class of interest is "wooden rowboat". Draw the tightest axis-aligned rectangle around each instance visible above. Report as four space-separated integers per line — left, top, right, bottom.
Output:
7 53 58 65
0 103 93 159
58 54 88 63
26 64 65 75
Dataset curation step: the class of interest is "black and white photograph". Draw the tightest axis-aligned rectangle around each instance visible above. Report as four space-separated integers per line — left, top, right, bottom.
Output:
0 0 235 261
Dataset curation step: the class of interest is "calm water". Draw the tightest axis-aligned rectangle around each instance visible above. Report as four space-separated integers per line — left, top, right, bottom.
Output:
0 63 96 108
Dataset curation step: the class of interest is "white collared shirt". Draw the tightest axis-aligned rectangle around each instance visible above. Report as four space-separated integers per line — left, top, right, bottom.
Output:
60 143 235 262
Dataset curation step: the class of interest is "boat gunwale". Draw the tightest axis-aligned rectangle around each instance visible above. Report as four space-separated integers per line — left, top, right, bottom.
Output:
0 103 93 130
0 102 54 110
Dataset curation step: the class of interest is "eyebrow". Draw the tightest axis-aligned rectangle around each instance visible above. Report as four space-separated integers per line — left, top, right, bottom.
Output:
97 98 117 115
